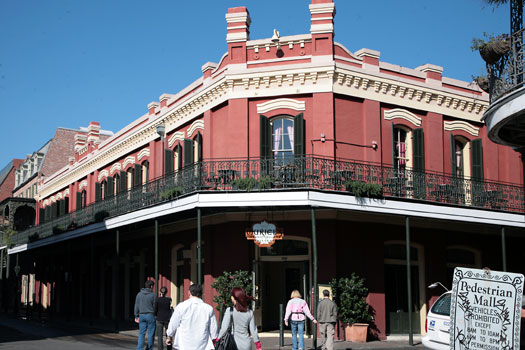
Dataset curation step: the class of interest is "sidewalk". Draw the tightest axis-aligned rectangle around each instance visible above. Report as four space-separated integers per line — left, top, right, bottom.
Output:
0 313 424 350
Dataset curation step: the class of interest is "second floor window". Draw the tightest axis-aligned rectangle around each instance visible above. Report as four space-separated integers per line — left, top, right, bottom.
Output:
272 118 294 164
393 127 408 171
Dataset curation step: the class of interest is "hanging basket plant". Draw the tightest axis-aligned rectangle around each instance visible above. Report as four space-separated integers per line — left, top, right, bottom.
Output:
472 33 510 65
473 75 489 93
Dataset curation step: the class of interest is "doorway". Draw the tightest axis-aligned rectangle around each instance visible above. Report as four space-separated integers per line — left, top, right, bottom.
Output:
256 237 311 331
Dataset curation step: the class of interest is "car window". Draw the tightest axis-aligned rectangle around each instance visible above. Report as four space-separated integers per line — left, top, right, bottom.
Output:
431 293 451 316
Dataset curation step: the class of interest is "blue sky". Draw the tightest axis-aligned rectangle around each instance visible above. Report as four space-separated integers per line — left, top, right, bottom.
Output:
0 0 507 169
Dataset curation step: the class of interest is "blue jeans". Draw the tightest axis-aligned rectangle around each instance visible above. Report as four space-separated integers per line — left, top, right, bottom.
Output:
291 320 305 350
137 313 156 350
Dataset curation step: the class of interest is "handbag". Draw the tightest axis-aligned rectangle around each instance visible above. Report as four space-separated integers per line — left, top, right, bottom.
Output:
215 307 238 350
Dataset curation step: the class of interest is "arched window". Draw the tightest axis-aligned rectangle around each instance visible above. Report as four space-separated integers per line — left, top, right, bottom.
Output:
127 168 134 190
450 135 483 180
271 117 294 164
81 190 87 208
193 132 203 163
113 173 120 195
142 161 149 185
393 126 409 171
100 180 107 200
174 145 182 172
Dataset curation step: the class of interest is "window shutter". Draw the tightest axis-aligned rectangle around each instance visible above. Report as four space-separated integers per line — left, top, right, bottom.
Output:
450 134 457 176
95 182 101 202
44 206 50 222
106 177 114 197
391 123 396 170
76 192 82 210
294 113 305 157
120 171 127 192
51 202 57 219
412 128 425 173
134 164 142 187
39 208 45 224
184 139 193 167
197 133 203 162
471 139 484 181
59 199 66 216
165 149 174 176
260 115 270 159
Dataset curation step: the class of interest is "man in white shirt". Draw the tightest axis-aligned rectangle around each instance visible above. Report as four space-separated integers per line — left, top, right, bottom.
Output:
166 284 217 350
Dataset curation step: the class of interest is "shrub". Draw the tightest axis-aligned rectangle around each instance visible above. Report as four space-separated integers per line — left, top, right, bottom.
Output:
160 186 182 200
211 270 253 314
330 273 374 325
259 175 273 190
345 180 382 198
231 177 258 191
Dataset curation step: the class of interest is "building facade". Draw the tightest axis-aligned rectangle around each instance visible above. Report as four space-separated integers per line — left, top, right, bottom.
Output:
2 0 524 341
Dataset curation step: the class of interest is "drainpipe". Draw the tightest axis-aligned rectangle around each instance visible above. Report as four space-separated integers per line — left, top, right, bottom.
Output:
197 208 202 285
501 227 507 272
311 207 318 349
406 216 413 346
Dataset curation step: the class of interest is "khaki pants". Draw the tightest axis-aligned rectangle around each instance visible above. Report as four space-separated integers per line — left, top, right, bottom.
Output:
319 322 335 350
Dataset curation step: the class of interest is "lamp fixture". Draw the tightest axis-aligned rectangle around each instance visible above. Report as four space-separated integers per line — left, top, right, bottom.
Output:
272 29 283 57
156 124 166 140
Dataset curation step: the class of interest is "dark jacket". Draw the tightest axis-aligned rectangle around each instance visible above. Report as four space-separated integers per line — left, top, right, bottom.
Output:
317 297 338 323
154 296 173 323
134 288 156 317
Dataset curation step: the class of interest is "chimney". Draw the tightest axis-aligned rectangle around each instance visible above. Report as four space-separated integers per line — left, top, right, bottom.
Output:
309 0 335 56
148 101 159 115
87 121 101 144
74 133 87 152
226 7 250 64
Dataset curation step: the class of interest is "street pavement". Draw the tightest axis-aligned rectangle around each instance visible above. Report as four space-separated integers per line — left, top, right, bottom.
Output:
0 313 424 349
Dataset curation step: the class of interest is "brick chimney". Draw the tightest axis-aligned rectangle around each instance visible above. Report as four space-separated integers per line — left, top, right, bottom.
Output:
226 7 250 64
309 0 335 56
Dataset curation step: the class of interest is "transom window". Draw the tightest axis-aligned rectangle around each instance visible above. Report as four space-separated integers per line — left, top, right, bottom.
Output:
272 118 294 164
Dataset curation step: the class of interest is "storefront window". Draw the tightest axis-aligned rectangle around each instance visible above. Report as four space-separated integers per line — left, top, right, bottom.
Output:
260 239 308 256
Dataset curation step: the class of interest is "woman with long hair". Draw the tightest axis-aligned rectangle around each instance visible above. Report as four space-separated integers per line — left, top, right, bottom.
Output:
217 287 262 350
284 289 317 350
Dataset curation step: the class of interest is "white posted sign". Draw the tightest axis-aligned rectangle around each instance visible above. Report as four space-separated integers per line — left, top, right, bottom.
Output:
451 267 524 350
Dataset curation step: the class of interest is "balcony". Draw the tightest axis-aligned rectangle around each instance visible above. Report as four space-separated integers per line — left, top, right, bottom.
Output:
7 156 525 247
484 29 525 147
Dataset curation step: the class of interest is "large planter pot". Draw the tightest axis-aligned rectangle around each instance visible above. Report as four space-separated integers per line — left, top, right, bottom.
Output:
344 323 369 343
480 39 510 65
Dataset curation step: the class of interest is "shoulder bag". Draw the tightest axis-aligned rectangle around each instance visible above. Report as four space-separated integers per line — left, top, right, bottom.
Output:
215 306 238 350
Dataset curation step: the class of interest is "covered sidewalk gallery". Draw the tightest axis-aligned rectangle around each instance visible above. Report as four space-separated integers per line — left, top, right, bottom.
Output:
2 190 523 344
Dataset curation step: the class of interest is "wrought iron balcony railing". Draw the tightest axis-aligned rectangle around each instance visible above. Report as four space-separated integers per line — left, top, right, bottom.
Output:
8 156 524 247
489 28 525 103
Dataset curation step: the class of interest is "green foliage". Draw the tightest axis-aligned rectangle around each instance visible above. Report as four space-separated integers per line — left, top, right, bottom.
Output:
160 186 182 200
345 180 382 198
470 32 508 51
1 227 16 247
330 273 374 324
211 270 253 312
231 177 258 191
94 210 109 222
258 175 273 189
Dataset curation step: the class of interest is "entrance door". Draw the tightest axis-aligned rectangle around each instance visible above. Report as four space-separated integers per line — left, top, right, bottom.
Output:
260 261 308 331
384 264 420 334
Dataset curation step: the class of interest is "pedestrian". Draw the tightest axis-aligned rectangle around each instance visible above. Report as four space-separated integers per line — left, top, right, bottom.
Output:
217 287 262 350
155 286 173 350
134 280 157 350
317 289 337 350
166 284 217 350
284 289 317 350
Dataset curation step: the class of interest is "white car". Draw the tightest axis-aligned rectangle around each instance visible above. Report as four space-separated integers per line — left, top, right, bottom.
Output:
422 291 451 350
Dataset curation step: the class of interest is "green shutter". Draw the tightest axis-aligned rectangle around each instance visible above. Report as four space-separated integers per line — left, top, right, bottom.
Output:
392 123 396 170
39 208 45 224
76 192 82 210
59 199 65 216
134 164 142 186
450 134 457 176
471 139 484 181
95 182 101 202
165 149 174 176
293 113 305 157
412 128 425 172
260 115 270 159
197 133 203 162
106 177 114 197
120 171 127 192
52 202 58 219
184 139 193 167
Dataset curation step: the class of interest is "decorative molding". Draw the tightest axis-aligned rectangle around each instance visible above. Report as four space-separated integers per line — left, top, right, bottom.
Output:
43 199 49 206
137 148 150 161
444 120 480 136
56 193 63 200
168 132 186 148
122 156 136 169
110 163 121 175
79 180 88 190
187 120 204 138
256 98 306 114
64 189 70 196
98 170 109 182
384 108 422 127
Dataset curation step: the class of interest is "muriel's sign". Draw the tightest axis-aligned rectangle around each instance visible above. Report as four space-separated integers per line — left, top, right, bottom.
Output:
451 267 524 350
245 221 283 247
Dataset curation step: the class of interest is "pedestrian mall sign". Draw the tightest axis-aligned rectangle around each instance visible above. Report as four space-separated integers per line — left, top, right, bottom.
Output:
245 221 283 247
451 267 524 350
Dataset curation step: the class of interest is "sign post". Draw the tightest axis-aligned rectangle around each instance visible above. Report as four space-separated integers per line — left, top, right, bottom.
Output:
451 267 524 350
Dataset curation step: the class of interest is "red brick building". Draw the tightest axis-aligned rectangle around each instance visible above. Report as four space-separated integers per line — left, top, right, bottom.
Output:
3 0 524 341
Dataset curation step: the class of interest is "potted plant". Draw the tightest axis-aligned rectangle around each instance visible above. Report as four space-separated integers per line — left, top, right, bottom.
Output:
160 186 182 200
330 273 373 342
473 75 489 93
471 33 510 65
211 270 253 323
258 175 274 190
231 176 258 191
345 180 382 198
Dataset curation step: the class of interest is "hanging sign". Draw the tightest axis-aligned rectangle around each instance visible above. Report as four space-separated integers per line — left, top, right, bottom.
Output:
245 221 283 247
450 267 524 350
